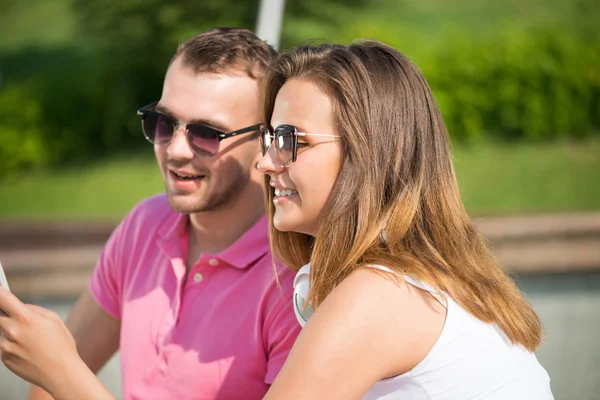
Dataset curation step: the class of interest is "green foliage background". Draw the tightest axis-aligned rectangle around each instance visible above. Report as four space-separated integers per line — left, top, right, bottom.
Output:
0 0 598 177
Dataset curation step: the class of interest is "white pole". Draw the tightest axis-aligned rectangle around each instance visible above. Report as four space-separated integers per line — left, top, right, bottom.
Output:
256 0 286 50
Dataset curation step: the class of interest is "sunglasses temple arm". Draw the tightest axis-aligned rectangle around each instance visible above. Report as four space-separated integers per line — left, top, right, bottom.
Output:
221 124 263 138
297 132 341 138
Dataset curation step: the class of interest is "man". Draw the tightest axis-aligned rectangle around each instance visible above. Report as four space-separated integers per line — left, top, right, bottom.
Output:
27 27 301 400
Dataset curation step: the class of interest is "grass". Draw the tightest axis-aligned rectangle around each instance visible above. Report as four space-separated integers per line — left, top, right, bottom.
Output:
0 140 598 220
453 138 600 216
0 154 163 221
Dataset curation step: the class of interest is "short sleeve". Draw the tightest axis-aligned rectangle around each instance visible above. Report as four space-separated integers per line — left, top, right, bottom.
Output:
88 217 130 320
263 268 303 384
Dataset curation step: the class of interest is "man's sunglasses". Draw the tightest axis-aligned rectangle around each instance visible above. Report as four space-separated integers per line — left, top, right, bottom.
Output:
260 124 341 167
137 102 262 158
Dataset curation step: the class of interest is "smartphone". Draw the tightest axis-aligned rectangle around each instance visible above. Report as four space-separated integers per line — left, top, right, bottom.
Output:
0 260 9 320
0 260 10 292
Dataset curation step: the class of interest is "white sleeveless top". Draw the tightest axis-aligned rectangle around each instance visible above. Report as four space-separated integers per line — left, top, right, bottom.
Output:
293 264 554 400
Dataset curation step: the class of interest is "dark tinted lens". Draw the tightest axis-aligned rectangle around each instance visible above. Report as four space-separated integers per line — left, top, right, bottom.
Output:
259 127 272 155
142 112 174 145
274 126 295 166
187 125 221 157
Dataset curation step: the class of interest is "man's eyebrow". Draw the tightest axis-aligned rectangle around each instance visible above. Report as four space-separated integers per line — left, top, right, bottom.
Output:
188 118 229 133
154 103 230 132
154 103 172 115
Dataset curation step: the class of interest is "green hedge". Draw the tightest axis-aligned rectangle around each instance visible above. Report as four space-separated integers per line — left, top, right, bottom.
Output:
421 29 600 141
0 20 598 177
334 23 600 142
0 83 47 176
0 48 164 177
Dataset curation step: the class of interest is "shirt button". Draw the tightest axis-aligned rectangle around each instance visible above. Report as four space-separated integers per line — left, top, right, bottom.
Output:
208 258 219 266
193 272 203 283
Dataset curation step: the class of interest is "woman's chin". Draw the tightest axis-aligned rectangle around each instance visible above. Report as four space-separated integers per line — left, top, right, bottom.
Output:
273 216 317 236
273 217 293 233
273 212 302 233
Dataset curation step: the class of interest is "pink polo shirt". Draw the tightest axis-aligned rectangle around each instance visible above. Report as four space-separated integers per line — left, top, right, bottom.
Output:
90 194 300 400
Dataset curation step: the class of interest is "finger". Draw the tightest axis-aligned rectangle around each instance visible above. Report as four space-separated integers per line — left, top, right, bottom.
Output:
0 333 11 350
0 315 18 341
0 287 28 318
0 333 18 358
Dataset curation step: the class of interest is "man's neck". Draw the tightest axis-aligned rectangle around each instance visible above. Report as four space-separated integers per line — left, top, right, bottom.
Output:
187 181 266 257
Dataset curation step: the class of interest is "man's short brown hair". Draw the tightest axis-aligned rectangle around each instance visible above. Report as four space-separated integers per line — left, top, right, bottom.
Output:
172 27 277 79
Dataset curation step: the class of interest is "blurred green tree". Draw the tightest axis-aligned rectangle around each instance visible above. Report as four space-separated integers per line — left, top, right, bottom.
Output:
66 0 369 157
0 0 598 178
68 0 261 154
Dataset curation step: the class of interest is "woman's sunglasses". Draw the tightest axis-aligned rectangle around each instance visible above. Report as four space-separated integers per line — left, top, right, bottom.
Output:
260 124 340 167
137 102 262 158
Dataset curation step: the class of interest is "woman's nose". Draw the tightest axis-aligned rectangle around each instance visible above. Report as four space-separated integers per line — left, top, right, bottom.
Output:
256 144 284 174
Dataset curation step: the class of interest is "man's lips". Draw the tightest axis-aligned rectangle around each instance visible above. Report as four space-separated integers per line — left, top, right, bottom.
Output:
169 168 206 180
171 171 204 180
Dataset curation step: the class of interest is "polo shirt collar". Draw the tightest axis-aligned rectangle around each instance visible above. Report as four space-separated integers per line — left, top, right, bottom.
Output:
217 215 270 269
157 212 270 270
158 210 189 241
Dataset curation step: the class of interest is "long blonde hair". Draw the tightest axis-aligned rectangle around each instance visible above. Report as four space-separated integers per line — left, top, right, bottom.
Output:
262 40 543 351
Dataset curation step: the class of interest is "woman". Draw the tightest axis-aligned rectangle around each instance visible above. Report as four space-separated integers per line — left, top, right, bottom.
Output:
0 40 553 399
255 40 553 399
